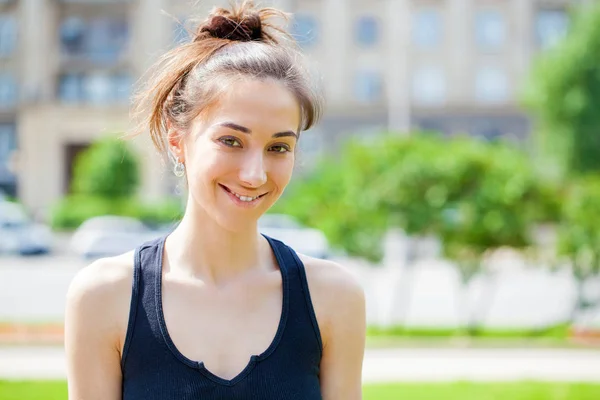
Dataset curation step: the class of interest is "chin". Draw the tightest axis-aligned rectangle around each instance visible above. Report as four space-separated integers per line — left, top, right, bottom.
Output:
214 210 263 233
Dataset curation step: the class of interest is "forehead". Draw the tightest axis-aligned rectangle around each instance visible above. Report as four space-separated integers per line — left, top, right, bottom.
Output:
207 78 301 131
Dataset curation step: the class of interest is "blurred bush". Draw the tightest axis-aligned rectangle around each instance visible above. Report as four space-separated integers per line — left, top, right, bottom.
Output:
278 130 600 326
51 196 183 230
524 1 600 177
71 135 140 198
556 176 600 318
51 135 182 230
277 133 552 265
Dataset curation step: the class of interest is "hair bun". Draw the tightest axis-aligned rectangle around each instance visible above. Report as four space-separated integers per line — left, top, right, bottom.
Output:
200 13 263 42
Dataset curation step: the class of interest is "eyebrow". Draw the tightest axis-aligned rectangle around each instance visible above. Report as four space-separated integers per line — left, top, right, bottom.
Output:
217 121 298 139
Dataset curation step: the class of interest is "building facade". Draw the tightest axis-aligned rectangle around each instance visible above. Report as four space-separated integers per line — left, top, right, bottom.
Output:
0 0 577 216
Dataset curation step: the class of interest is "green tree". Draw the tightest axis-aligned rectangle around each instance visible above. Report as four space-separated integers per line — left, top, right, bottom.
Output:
277 133 552 332
50 135 182 230
523 1 600 325
524 2 600 177
71 135 140 198
556 177 600 320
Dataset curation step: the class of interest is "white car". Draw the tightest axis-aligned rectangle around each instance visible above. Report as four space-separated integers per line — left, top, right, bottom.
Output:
0 201 53 255
258 214 330 259
70 215 159 259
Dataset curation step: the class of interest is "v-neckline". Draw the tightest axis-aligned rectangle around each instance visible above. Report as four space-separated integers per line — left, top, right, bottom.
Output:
154 234 290 386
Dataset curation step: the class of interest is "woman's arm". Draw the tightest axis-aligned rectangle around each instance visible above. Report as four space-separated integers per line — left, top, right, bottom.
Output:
302 257 366 400
65 256 133 400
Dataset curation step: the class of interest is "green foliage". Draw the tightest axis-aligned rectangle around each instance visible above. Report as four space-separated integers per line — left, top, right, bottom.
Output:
50 195 183 230
557 176 600 281
51 135 183 230
277 133 547 266
51 195 115 229
71 135 140 198
523 2 600 176
132 199 184 227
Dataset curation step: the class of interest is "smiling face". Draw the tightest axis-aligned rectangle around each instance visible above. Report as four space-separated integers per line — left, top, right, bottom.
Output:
170 78 301 232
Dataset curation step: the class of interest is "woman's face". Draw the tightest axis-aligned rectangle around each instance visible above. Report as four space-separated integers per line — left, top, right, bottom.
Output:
172 78 301 232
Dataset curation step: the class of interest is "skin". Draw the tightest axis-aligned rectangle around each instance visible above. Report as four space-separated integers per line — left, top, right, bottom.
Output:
65 78 366 399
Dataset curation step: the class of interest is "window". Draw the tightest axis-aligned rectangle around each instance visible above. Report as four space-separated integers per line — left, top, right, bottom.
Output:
83 73 115 104
0 15 17 57
58 73 82 103
475 10 505 50
112 73 132 103
354 70 382 103
535 9 569 49
0 74 17 108
0 123 16 185
475 67 508 104
355 16 379 47
58 72 131 104
60 17 86 54
60 16 129 63
412 9 442 49
412 66 445 106
291 14 318 48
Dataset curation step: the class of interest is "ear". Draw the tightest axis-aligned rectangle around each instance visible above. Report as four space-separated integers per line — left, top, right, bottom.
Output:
167 121 184 162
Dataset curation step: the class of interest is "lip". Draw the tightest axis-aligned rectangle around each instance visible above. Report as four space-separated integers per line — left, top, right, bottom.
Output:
219 184 268 208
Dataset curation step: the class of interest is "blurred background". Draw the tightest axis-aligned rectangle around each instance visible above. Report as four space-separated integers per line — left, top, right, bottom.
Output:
2 0 600 399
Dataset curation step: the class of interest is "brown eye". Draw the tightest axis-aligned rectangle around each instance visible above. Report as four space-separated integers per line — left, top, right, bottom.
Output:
269 144 291 153
219 137 242 147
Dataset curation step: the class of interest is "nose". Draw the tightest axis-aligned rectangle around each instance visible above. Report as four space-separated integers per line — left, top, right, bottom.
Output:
239 150 267 188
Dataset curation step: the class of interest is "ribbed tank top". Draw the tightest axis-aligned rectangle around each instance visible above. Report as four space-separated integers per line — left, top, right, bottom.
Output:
120 235 323 399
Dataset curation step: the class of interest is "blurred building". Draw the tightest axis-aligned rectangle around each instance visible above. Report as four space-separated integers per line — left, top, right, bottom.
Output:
0 0 578 215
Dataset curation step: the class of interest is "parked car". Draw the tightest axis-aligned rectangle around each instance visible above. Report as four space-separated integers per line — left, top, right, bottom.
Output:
258 214 330 259
0 201 53 255
70 215 160 259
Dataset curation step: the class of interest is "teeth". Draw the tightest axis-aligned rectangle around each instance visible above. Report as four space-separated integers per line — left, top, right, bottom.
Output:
232 191 259 202
222 185 263 202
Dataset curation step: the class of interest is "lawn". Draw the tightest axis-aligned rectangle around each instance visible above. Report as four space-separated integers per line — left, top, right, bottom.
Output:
364 382 600 399
2 381 600 399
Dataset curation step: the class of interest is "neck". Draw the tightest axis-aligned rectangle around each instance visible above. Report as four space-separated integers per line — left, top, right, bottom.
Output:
164 200 267 284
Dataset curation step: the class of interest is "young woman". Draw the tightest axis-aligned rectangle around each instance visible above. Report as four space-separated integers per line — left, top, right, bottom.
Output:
64 2 366 399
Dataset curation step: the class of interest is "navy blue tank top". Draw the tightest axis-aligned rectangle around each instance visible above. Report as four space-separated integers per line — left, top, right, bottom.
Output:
120 235 323 399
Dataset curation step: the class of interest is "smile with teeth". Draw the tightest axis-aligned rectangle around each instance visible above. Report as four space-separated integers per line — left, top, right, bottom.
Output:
221 185 266 202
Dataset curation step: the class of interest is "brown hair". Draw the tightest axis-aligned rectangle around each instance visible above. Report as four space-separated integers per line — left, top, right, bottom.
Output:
131 0 323 158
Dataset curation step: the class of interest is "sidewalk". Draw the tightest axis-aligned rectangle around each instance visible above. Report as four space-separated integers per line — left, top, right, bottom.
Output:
2 346 600 383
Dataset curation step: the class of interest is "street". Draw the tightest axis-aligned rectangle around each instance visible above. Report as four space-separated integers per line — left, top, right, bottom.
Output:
0 256 85 321
2 253 600 328
1 346 600 383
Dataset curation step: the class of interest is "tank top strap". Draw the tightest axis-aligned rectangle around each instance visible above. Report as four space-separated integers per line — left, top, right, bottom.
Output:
121 235 166 370
263 235 324 357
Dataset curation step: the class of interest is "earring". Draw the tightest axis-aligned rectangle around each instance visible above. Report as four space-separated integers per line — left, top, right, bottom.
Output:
173 160 185 177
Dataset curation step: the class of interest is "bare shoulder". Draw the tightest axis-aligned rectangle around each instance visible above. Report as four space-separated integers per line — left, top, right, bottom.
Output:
298 255 364 300
67 251 135 305
66 251 136 351
297 255 366 347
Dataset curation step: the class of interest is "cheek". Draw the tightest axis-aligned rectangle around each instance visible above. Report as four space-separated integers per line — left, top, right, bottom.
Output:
187 141 223 174
185 150 223 193
269 156 295 189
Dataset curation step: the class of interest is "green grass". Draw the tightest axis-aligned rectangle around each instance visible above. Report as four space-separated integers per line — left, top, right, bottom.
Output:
0 381 67 400
366 323 571 339
2 381 600 399
365 323 584 349
364 382 600 400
